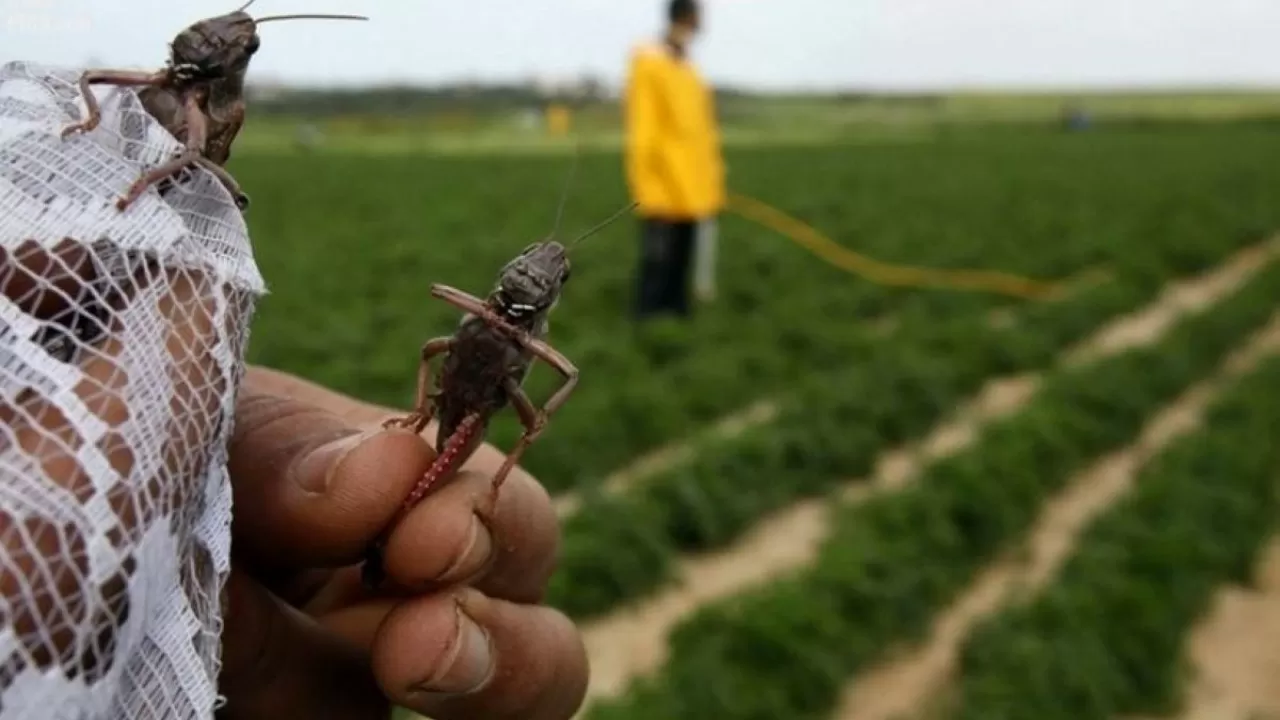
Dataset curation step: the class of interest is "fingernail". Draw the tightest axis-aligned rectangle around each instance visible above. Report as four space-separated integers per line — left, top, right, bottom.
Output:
436 513 494 585
417 601 495 696
292 431 367 493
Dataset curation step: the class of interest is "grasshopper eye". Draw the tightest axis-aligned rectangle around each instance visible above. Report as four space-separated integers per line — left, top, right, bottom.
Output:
245 35 261 54
560 262 572 284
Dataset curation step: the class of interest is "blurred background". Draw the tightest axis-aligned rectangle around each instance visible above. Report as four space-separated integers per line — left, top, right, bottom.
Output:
8 1 1280 719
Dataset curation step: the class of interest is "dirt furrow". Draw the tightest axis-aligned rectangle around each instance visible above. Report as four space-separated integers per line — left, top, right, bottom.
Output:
553 265 1114 519
1155 538 1280 720
833 313 1280 720
576 373 1037 709
574 238 1280 715
1064 239 1279 367
552 399 778 518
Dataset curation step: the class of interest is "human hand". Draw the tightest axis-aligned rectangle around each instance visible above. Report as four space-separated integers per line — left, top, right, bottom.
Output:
0 71 587 718
217 366 588 719
0 234 584 719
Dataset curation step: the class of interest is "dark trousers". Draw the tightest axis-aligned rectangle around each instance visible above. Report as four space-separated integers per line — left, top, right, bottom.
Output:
635 217 697 319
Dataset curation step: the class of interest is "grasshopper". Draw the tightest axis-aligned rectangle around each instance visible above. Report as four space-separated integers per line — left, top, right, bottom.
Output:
362 167 636 588
60 1 367 211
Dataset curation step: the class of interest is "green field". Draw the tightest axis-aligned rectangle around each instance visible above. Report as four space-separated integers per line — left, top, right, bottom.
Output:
230 120 1280 719
238 89 1280 154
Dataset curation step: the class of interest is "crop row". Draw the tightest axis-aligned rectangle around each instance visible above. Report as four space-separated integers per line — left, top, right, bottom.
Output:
545 236 1277 620
950 355 1280 720
237 127 1280 491
545 278 1140 618
581 256 1280 720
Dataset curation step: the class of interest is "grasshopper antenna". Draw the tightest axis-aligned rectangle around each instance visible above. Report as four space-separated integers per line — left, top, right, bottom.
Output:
569 201 639 250
254 13 370 23
236 0 255 11
549 145 581 239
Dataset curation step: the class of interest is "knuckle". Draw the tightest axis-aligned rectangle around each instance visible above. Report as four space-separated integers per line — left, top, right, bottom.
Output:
232 392 313 440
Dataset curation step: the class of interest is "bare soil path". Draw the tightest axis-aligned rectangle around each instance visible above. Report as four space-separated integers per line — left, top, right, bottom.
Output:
552 266 1114 519
834 313 1280 720
1162 538 1280 720
573 238 1280 716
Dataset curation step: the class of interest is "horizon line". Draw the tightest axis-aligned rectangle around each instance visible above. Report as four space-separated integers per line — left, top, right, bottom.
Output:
244 79 1280 95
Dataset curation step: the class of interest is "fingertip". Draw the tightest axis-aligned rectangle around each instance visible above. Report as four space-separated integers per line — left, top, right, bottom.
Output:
380 467 559 604
370 592 470 698
289 429 369 494
293 426 429 496
383 491 492 590
231 398 438 570
325 427 437 517
375 590 588 720
289 427 436 560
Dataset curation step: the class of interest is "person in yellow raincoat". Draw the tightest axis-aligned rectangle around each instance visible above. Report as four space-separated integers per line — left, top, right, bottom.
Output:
624 0 725 319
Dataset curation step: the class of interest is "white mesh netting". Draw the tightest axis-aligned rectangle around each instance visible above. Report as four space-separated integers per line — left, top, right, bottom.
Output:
0 61 265 718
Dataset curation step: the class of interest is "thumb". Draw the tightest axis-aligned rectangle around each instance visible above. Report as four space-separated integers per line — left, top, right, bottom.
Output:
241 365 534 481
228 378 435 574
243 365 400 430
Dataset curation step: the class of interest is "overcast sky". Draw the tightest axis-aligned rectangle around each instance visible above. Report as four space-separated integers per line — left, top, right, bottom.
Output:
1 0 1277 91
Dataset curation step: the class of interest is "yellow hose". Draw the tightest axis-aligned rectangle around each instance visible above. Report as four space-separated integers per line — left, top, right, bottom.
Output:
724 191 1070 301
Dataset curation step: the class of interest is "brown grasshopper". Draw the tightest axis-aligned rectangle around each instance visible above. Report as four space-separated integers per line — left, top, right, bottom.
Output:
59 1 367 212
361 190 638 588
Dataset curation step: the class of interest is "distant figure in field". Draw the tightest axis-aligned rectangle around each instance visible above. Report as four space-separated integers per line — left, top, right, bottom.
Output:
1063 106 1093 132
624 0 725 320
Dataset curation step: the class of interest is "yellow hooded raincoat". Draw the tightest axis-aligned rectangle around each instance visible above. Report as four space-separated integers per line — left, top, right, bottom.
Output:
624 42 725 221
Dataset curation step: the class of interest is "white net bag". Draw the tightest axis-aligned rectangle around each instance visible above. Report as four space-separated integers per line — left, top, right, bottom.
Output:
0 61 265 718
